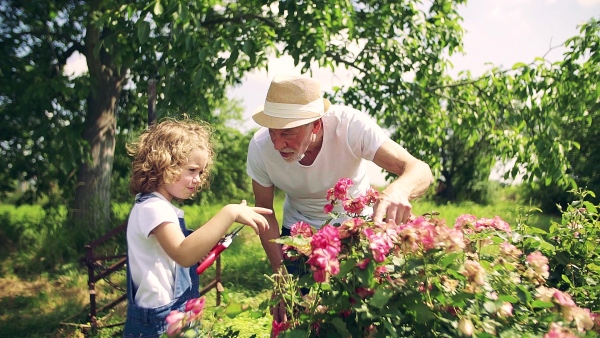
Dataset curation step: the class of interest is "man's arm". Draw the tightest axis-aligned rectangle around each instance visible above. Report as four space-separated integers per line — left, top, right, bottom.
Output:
252 180 289 324
371 139 434 224
252 180 284 273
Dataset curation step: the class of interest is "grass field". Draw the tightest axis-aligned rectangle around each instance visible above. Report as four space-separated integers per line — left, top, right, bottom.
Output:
0 190 558 337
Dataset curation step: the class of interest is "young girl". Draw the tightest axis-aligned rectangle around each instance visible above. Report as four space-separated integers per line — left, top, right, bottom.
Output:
123 118 271 337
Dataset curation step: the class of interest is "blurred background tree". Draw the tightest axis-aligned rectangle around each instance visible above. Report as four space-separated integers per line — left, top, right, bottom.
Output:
0 0 467 243
1 0 597 250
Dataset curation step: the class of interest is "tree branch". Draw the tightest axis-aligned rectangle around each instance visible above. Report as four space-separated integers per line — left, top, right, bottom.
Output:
203 13 277 28
324 50 366 73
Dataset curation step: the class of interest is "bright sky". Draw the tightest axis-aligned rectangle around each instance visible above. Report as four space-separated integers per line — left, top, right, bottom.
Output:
64 0 600 185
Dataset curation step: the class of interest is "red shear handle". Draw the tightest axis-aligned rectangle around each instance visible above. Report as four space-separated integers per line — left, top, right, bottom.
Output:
196 243 227 274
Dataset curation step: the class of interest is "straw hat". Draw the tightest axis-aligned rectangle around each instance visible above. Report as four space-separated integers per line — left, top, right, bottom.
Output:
252 74 331 129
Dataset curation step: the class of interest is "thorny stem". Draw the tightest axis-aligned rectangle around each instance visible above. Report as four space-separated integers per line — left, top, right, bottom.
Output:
266 269 300 325
306 284 323 337
422 253 434 308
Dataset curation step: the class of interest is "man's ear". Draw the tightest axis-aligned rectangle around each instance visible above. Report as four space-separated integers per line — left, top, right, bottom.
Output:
311 119 323 133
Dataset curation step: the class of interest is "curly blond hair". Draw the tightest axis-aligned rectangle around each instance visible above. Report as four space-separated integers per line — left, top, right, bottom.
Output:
127 117 214 197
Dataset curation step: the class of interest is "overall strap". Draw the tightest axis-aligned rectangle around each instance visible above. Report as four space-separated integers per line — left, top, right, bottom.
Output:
135 193 157 204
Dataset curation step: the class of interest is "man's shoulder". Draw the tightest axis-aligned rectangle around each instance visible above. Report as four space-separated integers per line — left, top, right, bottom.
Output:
324 105 372 125
325 104 362 116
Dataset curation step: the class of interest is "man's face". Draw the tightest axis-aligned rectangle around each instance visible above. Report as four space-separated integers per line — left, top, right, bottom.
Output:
268 123 314 163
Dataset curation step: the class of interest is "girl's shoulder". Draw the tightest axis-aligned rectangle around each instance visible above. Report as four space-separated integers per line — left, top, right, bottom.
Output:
134 194 176 213
130 195 181 227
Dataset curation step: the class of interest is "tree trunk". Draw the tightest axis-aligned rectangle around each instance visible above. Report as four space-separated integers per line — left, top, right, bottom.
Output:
72 19 125 230
72 78 122 229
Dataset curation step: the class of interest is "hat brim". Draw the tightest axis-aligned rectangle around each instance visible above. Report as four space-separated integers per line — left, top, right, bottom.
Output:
252 99 331 129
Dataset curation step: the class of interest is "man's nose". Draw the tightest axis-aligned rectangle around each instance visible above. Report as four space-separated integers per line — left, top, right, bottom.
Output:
271 135 286 150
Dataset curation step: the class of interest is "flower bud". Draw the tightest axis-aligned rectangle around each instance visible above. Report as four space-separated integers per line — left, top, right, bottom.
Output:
458 318 474 336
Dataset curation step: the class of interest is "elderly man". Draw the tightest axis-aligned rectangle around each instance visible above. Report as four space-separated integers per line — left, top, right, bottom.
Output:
246 74 433 323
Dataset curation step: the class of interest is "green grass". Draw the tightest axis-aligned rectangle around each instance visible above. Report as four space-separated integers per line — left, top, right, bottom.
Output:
0 189 561 337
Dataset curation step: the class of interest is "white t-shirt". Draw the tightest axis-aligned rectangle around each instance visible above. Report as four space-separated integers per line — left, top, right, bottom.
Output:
247 105 388 229
126 192 183 308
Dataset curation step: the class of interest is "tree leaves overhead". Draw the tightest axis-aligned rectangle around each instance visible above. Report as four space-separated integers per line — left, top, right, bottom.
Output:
339 14 599 202
5 0 594 228
1 0 468 218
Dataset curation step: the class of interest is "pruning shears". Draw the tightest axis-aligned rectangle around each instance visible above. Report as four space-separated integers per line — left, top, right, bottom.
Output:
196 225 244 275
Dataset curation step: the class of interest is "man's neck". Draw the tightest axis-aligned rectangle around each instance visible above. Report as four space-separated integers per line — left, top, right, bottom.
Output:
299 128 324 165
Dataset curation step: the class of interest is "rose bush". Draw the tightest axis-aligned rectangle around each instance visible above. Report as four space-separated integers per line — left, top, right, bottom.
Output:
535 189 600 311
163 296 207 337
161 291 261 338
267 178 600 337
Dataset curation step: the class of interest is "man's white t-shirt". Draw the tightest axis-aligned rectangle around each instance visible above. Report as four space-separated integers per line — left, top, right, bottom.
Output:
247 105 389 229
126 192 183 308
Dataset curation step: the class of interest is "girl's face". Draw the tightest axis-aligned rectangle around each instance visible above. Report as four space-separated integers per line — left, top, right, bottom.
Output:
158 149 208 201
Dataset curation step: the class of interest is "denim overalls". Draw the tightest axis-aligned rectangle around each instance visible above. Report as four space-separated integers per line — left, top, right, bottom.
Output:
123 193 200 337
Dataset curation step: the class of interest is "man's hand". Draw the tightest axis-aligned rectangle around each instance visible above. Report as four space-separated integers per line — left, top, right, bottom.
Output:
271 298 287 323
372 189 412 224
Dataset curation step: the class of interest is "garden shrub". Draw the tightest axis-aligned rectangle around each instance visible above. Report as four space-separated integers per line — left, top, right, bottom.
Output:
265 180 599 337
160 182 600 338
522 189 600 312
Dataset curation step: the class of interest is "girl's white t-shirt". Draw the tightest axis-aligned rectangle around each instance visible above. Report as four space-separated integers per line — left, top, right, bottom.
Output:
126 192 183 308
247 105 388 229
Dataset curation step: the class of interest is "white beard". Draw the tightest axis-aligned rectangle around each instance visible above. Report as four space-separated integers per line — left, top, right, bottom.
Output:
282 133 313 163
282 151 305 163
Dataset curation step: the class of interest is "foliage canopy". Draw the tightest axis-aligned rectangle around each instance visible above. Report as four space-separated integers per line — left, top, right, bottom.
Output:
1 0 598 232
0 0 467 233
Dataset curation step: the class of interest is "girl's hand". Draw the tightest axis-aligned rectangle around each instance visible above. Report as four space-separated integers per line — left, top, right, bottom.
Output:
233 200 272 234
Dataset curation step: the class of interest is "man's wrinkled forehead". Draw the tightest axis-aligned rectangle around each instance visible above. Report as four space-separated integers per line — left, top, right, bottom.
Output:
268 122 311 133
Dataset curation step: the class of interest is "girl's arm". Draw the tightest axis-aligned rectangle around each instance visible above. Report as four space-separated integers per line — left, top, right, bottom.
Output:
152 202 272 267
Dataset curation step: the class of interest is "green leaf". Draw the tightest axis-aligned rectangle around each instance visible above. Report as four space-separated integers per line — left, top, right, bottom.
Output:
583 201 597 213
439 252 461 268
250 310 263 319
561 274 574 288
516 285 532 303
586 262 600 273
369 288 394 309
273 235 312 247
531 300 554 308
554 252 570 265
410 302 435 323
525 227 547 235
137 21 150 44
225 302 243 318
281 329 310 338
498 294 519 303
338 258 357 276
512 62 527 69
331 317 350 336
355 261 376 287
